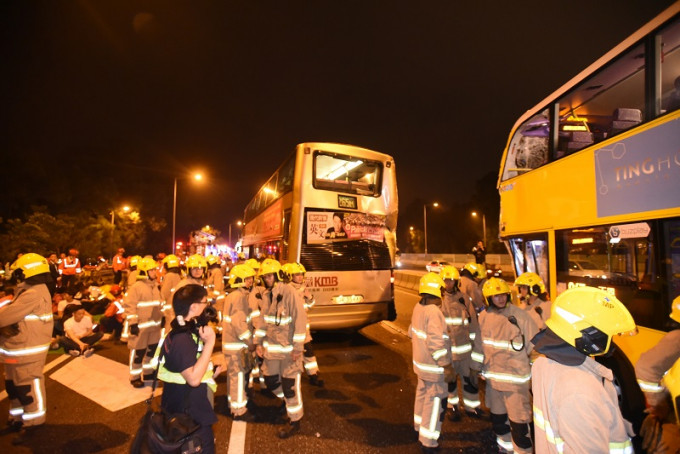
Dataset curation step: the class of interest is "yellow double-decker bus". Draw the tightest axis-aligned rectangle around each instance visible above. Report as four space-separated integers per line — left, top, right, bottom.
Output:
498 2 680 363
241 142 398 330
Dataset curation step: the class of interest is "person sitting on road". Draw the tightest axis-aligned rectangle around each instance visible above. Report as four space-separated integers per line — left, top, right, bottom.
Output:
60 307 103 357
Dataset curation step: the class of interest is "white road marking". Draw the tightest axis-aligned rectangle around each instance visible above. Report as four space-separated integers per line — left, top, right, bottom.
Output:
227 420 247 454
0 354 71 402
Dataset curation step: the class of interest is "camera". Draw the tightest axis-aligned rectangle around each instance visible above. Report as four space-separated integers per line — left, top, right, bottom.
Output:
194 305 218 328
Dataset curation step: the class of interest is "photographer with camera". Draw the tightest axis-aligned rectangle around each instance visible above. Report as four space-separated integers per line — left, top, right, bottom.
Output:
156 284 218 453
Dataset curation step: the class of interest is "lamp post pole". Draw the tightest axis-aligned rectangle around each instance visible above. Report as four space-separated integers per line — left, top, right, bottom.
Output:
472 211 487 248
110 211 115 257
423 204 428 255
172 177 178 254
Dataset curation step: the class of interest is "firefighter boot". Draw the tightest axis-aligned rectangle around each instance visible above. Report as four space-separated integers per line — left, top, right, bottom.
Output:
309 373 325 387
278 420 301 439
447 406 462 422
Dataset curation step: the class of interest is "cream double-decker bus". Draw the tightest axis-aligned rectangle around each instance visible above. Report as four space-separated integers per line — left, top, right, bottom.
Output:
498 2 680 362
241 142 398 330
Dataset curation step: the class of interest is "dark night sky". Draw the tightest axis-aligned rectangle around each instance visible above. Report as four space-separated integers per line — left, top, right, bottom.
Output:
1 1 676 244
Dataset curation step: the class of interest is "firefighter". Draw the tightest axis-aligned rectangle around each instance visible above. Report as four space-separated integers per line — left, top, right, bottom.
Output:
58 248 82 291
410 272 455 453
126 255 141 289
479 277 538 453
635 295 680 453
531 286 636 453
123 256 163 388
246 258 265 388
206 254 225 324
221 264 257 421
112 248 127 286
282 262 324 387
514 272 551 330
160 254 182 334
253 259 307 439
0 254 54 444
438 265 484 421
460 262 486 312
651 356 680 452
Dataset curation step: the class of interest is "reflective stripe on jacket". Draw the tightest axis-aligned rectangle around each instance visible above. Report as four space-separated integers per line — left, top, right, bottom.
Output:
478 303 538 391
532 355 633 453
261 282 307 359
221 287 251 353
0 282 54 364
441 290 481 364
410 302 451 382
635 330 680 406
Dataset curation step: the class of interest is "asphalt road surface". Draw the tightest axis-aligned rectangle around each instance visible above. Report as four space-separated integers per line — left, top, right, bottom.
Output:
0 282 496 453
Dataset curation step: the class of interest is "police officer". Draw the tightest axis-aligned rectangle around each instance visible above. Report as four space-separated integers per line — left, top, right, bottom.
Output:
123 256 163 387
531 286 636 453
438 265 484 421
410 272 455 453
514 272 551 330
0 253 54 444
221 264 257 421
479 277 538 453
254 259 307 439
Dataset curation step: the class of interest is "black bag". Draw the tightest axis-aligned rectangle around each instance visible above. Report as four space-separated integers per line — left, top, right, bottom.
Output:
130 337 202 454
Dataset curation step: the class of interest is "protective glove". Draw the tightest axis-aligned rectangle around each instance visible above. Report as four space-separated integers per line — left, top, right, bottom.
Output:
641 413 662 453
443 364 456 383
468 369 479 389
129 323 140 336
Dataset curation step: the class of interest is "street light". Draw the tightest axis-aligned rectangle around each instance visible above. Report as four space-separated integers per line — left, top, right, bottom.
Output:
471 211 487 248
173 172 204 254
110 205 131 256
423 202 439 255
229 220 243 247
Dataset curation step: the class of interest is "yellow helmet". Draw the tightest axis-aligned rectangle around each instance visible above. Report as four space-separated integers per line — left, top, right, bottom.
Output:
137 256 158 278
482 277 512 306
12 253 50 281
546 286 636 356
186 254 207 270
229 264 256 288
439 265 460 281
670 296 680 324
419 272 445 298
260 258 282 280
515 272 546 296
129 255 142 268
245 258 260 272
662 357 680 424
162 254 181 269
206 254 220 266
463 262 486 279
282 262 306 277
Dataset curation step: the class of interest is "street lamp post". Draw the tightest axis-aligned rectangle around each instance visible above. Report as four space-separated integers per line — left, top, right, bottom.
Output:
172 172 203 254
423 202 439 255
228 220 242 248
472 211 487 248
110 205 130 257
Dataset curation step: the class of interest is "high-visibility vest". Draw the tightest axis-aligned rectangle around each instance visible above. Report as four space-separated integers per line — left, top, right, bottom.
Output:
154 333 216 392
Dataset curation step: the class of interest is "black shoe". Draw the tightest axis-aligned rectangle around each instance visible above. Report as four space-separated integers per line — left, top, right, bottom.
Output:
309 374 324 387
277 420 301 439
465 407 489 420
0 421 22 435
233 411 257 423
447 406 461 422
420 443 440 453
278 401 287 415
131 378 145 388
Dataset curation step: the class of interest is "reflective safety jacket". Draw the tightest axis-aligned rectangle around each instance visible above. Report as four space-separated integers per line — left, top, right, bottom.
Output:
206 268 225 297
635 329 680 407
257 282 307 360
221 287 252 354
155 332 217 392
518 296 551 331
532 355 634 453
441 290 481 366
289 282 314 343
250 285 268 343
0 282 54 364
459 276 484 312
112 253 127 273
127 270 139 288
477 303 539 391
123 278 162 347
409 301 452 382
59 256 81 276
160 271 182 314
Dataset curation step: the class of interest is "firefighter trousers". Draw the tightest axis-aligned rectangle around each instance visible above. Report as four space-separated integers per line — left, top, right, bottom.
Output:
225 352 249 416
486 386 533 454
4 359 48 427
413 378 447 448
262 354 303 422
303 341 319 376
447 359 481 411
